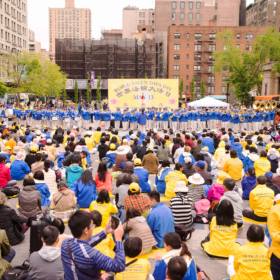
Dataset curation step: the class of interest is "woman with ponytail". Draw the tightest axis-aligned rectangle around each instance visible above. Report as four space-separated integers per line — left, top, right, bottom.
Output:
153 232 197 280
157 139 171 164
241 166 257 200
42 159 57 194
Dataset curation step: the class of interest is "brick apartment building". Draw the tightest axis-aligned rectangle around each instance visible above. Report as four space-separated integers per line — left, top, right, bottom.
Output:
167 25 266 101
246 0 280 31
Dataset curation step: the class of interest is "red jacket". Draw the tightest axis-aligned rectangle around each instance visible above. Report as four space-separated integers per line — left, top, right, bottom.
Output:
0 163 12 187
185 139 195 149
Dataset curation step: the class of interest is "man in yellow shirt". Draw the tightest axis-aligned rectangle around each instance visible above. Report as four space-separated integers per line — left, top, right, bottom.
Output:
243 176 274 222
267 194 280 280
5 134 16 154
223 149 243 180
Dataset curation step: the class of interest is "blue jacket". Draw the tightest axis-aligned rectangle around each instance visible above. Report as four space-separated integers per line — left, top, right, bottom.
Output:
35 181 50 207
202 137 215 153
93 111 101 121
153 257 197 280
10 160 31 181
57 152 69 168
65 165 85 188
106 151 117 165
230 142 245 161
162 112 169 121
82 147 92 164
241 176 257 200
25 133 36 143
133 167 151 193
138 133 146 147
147 202 174 248
155 167 173 193
243 153 259 173
0 152 10 163
70 179 97 208
178 152 195 166
113 112 123 121
137 113 147 125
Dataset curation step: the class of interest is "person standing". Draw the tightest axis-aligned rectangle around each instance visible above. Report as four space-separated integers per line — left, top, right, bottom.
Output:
137 108 147 133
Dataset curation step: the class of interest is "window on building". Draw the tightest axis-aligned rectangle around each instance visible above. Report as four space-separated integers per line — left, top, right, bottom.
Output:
246 34 253 40
172 1 177 9
194 44 202 51
274 1 276 7
187 44 189 49
143 12 145 17
273 18 276 24
209 33 216 40
222 76 230 81
209 44 216 51
139 12 142 17
194 75 201 82
273 10 276 16
186 65 189 70
246 44 253 51
208 65 214 72
189 2 193 9
139 20 142 25
180 2 185 9
194 54 201 62
174 54 180 60
196 13 200 20
194 65 201 71
195 33 202 40
197 2 201 9
187 33 190 38
180 13 185 20
172 12 176 20
222 86 227 93
186 54 189 59
186 86 189 91
237 34 240 40
189 13 193 20
174 44 180 50
208 86 215 93
237 44 240 48
143 20 145 25
209 55 214 61
174 65 180 71
173 75 180 79
215 3 218 9
208 76 215 83
174 33 180 39
186 75 189 80
194 86 200 92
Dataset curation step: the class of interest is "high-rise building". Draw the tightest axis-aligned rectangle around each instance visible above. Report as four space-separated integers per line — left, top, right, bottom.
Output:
246 0 280 31
29 29 35 42
28 29 42 53
122 6 155 39
239 0 246 26
0 0 28 54
49 0 92 62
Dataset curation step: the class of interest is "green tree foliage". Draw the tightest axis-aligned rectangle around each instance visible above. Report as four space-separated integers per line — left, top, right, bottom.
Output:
86 73 90 103
213 28 280 103
96 75 101 103
145 73 148 79
201 78 205 99
121 73 124 79
74 79 79 103
179 78 184 101
0 82 7 98
190 77 195 101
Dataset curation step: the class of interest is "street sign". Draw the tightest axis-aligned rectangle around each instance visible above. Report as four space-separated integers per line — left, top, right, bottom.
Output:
197 94 201 99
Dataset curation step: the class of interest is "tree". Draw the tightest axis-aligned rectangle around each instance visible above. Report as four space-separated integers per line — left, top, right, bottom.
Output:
213 28 280 103
74 79 79 103
0 82 7 98
179 78 184 101
86 73 90 103
96 75 101 103
121 73 124 79
201 78 205 98
145 73 148 79
62 88 67 103
190 77 195 101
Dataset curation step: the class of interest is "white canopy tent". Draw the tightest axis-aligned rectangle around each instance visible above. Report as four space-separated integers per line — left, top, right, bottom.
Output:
187 96 230 108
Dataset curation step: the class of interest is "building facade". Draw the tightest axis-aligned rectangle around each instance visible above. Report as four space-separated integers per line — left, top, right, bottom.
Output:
29 41 41 52
29 29 35 42
167 25 266 101
122 6 155 39
101 29 122 39
0 0 28 54
49 0 91 62
246 0 280 31
262 62 280 98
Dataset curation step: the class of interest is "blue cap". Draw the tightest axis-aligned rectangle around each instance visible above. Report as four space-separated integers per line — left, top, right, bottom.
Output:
265 171 273 180
164 107 167 110
97 107 100 110
117 107 120 110
194 160 205 169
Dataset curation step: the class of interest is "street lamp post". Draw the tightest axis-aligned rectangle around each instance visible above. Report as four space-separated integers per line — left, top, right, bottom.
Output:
226 83 230 103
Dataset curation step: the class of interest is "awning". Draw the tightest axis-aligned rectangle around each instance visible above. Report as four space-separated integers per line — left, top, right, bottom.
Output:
210 95 227 100
255 95 279 100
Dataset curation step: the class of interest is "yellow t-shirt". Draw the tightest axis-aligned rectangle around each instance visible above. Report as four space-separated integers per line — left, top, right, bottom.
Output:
89 201 118 228
115 257 150 280
85 137 95 151
63 135 70 148
202 217 240 258
223 158 243 180
93 131 102 143
165 170 188 199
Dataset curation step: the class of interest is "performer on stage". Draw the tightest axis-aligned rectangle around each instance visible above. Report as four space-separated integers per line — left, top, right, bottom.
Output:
92 107 101 128
147 107 154 131
129 109 137 131
113 108 123 130
137 107 147 133
162 107 169 130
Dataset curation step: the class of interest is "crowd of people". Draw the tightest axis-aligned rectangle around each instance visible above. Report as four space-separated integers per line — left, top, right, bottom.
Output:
0 105 279 280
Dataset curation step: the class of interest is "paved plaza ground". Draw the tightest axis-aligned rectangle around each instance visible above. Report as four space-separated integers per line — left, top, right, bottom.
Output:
6 128 255 280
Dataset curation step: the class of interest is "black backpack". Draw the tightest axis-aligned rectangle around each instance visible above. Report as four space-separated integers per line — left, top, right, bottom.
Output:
1 260 29 280
1 187 20 197
174 224 195 241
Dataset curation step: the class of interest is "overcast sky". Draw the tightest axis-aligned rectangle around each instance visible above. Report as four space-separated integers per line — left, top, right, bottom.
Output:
28 0 255 51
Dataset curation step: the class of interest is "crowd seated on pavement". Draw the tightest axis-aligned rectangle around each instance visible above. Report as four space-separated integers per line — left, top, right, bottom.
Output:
0 122 280 280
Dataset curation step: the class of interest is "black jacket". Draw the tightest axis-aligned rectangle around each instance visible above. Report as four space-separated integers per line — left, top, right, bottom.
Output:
98 144 110 160
182 165 195 179
62 152 81 167
203 154 212 172
266 181 280 196
196 170 213 185
137 146 148 161
25 154 36 169
0 204 25 246
267 154 279 173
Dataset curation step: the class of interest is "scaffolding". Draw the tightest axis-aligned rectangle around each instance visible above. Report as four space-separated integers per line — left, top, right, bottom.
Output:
55 38 158 79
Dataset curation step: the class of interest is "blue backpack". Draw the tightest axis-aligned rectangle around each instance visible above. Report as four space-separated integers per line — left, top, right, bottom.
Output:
102 157 111 168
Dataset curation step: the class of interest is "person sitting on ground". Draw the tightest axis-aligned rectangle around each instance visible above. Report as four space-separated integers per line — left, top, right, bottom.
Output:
133 158 151 193
200 148 212 172
84 133 95 152
119 152 134 172
174 141 185 163
9 146 21 163
241 166 257 200
95 161 113 193
98 138 109 161
165 256 188 280
105 143 117 166
124 183 149 217
142 148 159 174
29 226 64 280
10 152 30 181
146 191 174 248
182 157 196 179
61 210 126 278
136 140 148 161
33 170 51 209
243 176 274 222
207 172 227 203
265 171 280 196
228 224 273 280
187 173 206 210
18 178 42 222
178 146 195 166
45 139 55 161
89 210 115 258
5 134 16 154
31 153 44 175
165 163 188 199
153 232 196 280
112 146 129 172
201 200 241 258
0 146 12 164
0 155 17 188
193 160 213 185
155 159 173 193
157 139 171 164
65 155 84 189
214 141 225 160
267 148 279 173
223 149 243 181
70 170 96 208
0 229 16 278
50 181 76 214
24 146 37 168
254 150 271 177
43 160 57 194
116 161 139 188
116 237 152 280
89 189 118 228
217 144 231 170
243 146 259 173
123 207 157 255
0 192 25 246
51 218 72 249
272 167 280 188
219 178 243 228
170 181 193 226
112 174 132 210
